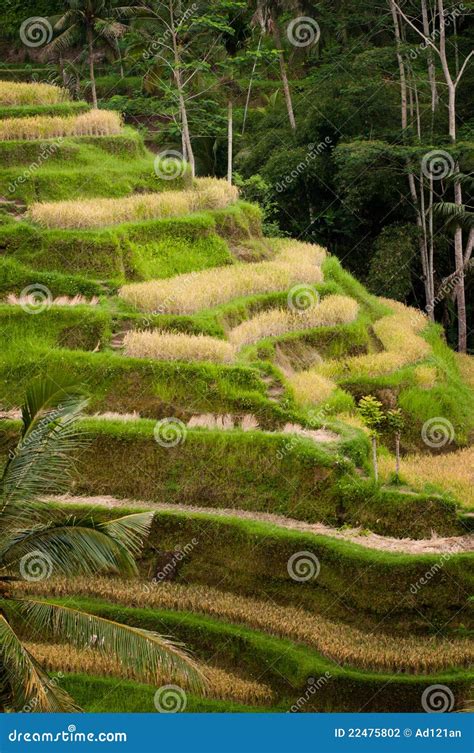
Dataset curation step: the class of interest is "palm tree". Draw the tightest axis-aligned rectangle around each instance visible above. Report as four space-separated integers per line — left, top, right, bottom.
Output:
251 0 297 131
48 1 145 108
0 377 202 712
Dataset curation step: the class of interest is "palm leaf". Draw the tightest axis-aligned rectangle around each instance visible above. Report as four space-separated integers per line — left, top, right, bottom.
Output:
0 613 79 712
1 523 139 579
16 600 205 693
48 24 82 53
97 511 154 558
0 377 88 530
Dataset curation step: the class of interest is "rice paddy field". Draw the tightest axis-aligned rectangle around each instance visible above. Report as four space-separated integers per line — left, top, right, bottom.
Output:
0 80 473 716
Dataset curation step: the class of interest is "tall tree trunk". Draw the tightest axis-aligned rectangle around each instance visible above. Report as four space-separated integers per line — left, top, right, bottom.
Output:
87 25 98 108
389 0 407 130
227 96 233 184
59 53 67 87
454 179 467 351
421 0 438 117
169 1 195 177
271 10 296 131
395 433 400 480
371 436 378 482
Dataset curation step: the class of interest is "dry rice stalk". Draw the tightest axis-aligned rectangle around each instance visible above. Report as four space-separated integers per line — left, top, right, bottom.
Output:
229 295 358 348
29 179 238 229
379 446 474 509
25 642 272 705
120 239 325 314
19 578 474 675
0 109 122 142
0 81 68 106
123 330 235 364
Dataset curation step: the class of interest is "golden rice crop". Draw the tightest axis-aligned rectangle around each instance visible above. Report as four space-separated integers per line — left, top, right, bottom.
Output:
123 330 235 363
19 578 474 674
120 239 325 314
413 365 437 388
26 642 272 705
380 446 474 509
0 109 122 142
288 372 336 406
29 178 238 229
229 295 358 347
0 81 68 106
317 301 430 379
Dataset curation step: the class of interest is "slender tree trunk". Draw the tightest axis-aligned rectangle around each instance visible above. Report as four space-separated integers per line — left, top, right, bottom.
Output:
454 179 467 351
389 0 407 130
271 11 296 131
87 25 98 108
421 0 438 117
227 96 233 184
395 433 400 479
59 53 67 87
169 1 195 177
371 436 378 482
242 33 262 136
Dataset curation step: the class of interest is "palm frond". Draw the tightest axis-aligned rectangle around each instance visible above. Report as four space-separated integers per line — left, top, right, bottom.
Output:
97 511 154 558
433 201 474 232
16 600 205 693
0 377 88 530
0 613 80 712
2 523 139 579
110 6 151 19
48 24 82 53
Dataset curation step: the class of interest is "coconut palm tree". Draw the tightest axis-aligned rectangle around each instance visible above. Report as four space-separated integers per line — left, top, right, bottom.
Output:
0 377 202 712
48 1 145 108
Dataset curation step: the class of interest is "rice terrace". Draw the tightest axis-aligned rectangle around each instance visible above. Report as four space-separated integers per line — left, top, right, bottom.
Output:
0 0 473 720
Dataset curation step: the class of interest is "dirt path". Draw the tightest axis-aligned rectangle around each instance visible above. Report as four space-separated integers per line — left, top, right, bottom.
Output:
49 494 474 555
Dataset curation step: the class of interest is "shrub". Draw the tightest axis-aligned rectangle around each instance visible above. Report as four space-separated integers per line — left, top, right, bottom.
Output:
0 81 68 106
0 110 122 141
29 179 238 229
123 330 235 364
120 239 325 313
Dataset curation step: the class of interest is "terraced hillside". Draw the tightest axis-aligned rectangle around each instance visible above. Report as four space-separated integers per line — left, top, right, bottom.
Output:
0 81 473 714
